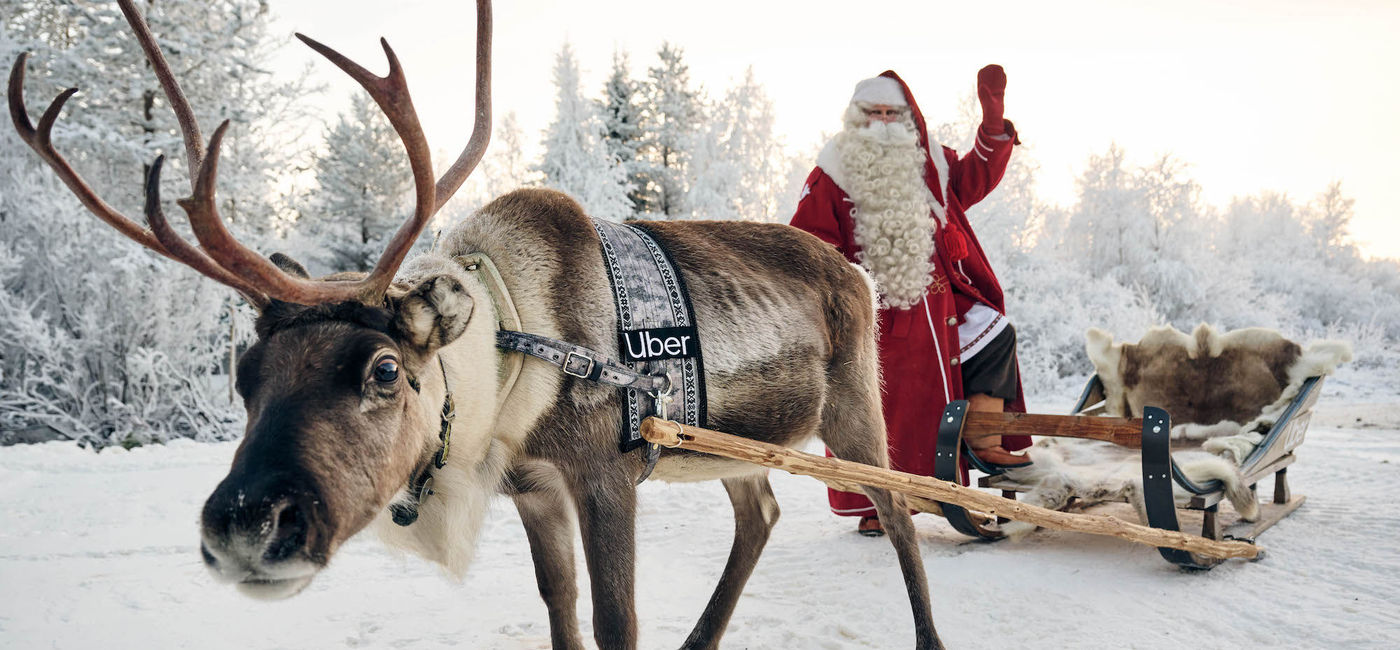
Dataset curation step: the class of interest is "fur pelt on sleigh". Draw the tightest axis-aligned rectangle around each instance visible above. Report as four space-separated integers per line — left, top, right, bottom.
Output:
999 323 1352 540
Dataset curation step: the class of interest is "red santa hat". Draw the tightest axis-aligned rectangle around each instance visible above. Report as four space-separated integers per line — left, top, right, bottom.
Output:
850 76 908 107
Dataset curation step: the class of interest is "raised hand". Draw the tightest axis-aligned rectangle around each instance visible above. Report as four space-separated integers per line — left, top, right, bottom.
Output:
977 64 1007 135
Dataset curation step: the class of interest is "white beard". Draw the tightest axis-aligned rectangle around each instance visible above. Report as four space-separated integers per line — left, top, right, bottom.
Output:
833 118 938 310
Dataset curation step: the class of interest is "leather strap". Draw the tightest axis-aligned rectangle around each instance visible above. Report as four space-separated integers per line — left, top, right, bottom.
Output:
495 329 671 394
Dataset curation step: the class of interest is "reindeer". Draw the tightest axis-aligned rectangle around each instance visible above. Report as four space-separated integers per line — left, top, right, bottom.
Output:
8 1 940 648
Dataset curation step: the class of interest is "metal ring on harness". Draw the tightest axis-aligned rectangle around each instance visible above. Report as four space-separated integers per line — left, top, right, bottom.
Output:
647 372 674 400
658 419 687 448
649 374 675 419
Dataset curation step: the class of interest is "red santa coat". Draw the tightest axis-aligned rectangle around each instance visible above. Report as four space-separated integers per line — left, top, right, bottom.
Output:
789 71 1030 516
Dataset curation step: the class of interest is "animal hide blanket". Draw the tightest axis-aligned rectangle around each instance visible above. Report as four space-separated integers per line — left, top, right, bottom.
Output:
998 324 1351 540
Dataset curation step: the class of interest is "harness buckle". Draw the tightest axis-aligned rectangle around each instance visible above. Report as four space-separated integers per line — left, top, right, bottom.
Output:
563 351 595 378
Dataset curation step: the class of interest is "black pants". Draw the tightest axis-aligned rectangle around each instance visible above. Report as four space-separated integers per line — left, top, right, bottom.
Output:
960 324 1019 401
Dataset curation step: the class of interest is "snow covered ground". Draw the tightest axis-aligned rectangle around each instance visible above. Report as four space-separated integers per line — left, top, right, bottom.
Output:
2 382 1398 649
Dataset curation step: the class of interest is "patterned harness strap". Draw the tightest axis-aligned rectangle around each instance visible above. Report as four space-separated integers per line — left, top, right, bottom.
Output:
592 219 708 482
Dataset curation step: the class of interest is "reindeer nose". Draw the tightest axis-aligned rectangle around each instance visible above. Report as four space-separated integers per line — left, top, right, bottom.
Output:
263 496 309 563
200 473 322 575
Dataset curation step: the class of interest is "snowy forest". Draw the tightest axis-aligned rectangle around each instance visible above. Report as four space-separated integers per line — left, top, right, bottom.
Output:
3 0 1398 448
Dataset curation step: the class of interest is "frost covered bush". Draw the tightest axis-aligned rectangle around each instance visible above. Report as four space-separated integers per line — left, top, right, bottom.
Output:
999 249 1160 394
0 1 296 448
0 150 251 447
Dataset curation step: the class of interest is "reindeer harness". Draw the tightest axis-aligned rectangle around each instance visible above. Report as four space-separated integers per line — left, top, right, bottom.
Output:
494 219 708 480
395 220 708 526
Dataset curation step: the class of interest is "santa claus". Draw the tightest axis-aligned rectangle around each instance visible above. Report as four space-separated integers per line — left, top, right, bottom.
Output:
789 66 1031 536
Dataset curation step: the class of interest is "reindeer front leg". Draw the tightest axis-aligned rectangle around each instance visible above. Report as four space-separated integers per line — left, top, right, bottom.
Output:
570 467 639 650
508 461 585 650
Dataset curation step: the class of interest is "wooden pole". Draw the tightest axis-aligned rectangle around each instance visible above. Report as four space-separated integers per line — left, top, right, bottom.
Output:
641 418 1260 561
962 411 1143 448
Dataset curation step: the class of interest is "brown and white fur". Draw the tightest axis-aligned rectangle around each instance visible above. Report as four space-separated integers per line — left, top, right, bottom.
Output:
199 189 940 650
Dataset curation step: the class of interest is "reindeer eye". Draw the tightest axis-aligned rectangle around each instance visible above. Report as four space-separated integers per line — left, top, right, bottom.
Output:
373 358 400 383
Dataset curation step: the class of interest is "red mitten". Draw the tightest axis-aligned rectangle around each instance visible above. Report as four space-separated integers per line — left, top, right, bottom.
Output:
977 64 1007 135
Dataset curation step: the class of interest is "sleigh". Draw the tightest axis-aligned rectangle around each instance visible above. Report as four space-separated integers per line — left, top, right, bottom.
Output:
924 323 1349 568
928 372 1323 569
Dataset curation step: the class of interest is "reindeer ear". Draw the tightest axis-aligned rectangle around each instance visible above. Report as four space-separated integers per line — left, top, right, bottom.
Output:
392 271 475 355
269 253 311 279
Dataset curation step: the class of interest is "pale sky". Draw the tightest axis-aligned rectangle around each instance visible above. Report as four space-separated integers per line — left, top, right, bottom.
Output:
268 0 1400 260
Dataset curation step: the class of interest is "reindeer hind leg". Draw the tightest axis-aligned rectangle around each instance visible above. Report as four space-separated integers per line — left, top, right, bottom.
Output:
818 365 943 650
679 473 781 650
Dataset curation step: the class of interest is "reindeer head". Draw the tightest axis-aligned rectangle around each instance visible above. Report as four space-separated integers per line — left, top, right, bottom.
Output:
204 257 485 598
8 0 493 599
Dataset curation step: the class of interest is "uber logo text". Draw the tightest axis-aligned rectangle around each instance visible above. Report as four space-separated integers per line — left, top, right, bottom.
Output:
619 326 701 362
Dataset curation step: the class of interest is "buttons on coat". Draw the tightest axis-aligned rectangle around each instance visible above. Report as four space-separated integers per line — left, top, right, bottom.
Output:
946 316 958 326
950 357 960 366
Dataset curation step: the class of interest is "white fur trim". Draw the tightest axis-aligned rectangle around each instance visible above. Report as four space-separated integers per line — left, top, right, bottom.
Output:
821 123 950 223
851 77 907 106
922 299 952 403
927 146 949 222
815 139 846 192
824 120 938 308
831 504 878 515
815 114 960 308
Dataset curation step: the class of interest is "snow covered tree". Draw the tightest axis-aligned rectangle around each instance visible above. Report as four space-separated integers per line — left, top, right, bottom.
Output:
533 42 632 223
679 68 788 222
482 111 535 199
682 100 739 220
0 0 303 447
598 52 647 217
302 91 414 273
1063 144 1148 275
1304 181 1356 262
4 0 305 234
1214 188 1370 334
1216 191 1312 261
638 43 702 219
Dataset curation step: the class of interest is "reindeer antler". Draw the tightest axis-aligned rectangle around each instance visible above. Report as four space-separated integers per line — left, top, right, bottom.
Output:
7 54 268 305
7 0 493 308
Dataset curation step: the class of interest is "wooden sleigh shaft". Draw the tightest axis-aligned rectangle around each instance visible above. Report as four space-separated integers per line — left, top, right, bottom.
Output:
639 418 1261 562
